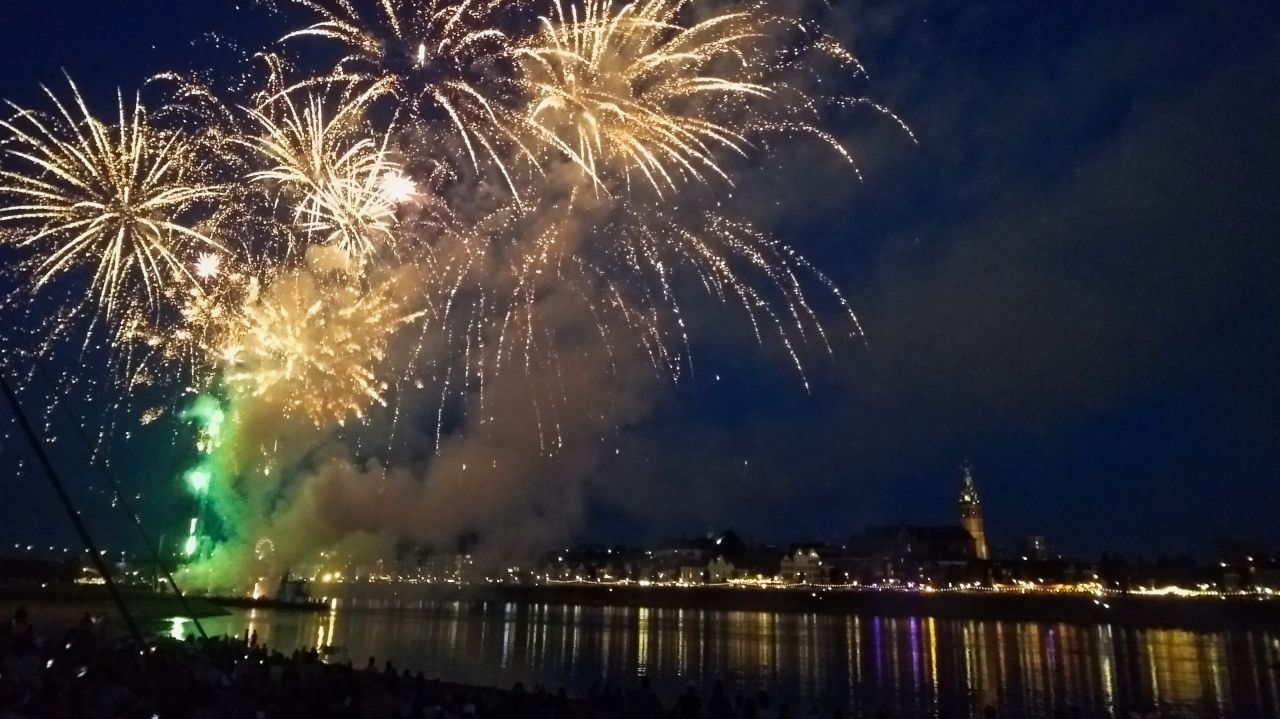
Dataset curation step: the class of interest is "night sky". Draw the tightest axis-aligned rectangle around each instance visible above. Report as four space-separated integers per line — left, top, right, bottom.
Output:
1 0 1278 559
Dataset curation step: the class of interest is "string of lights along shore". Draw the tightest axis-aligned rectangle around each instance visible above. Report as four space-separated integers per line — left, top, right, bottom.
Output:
0 0 908 588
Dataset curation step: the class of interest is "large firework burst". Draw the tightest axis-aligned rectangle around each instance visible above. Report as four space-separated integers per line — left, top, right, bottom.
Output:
0 78 223 321
219 257 420 426
0 0 913 591
238 85 411 262
513 0 878 196
274 0 533 193
515 0 771 194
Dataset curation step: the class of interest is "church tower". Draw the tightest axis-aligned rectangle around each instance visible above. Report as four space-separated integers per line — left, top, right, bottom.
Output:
959 463 989 560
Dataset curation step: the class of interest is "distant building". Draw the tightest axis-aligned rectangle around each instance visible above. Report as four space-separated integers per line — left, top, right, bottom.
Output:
731 547 784 583
423 553 475 582
835 524 974 585
779 548 827 584
860 525 977 561
1019 535 1052 561
707 556 735 584
959 463 990 560
679 565 705 583
650 540 713 566
1216 540 1280 591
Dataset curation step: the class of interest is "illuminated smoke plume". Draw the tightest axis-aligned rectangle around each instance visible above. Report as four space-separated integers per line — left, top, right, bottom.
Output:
0 0 903 589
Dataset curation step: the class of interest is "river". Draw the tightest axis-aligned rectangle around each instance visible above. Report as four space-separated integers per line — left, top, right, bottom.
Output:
165 601 1280 718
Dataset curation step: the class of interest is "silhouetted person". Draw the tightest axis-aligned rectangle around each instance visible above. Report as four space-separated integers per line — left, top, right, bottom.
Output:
383 658 397 691
8 605 34 654
677 683 703 719
708 680 734 719
506 681 525 714
631 676 662 717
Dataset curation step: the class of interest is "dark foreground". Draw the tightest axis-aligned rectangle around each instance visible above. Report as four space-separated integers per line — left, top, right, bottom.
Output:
2 604 866 719
5 600 1272 718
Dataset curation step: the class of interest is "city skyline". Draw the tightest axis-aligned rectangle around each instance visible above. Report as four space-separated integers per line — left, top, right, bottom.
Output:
7 462 1262 570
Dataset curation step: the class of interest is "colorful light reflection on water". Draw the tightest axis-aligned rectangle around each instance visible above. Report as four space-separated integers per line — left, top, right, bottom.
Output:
170 603 1280 718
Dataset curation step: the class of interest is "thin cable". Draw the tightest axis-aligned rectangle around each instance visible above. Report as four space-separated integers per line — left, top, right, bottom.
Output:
30 359 208 639
0 373 147 648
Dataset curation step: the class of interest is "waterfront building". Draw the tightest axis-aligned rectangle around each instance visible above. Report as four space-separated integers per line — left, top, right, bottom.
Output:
707 556 735 583
844 525 976 585
731 548 784 583
780 548 828 584
679 565 705 583
649 539 714 565
1215 540 1280 590
422 552 475 582
862 525 976 560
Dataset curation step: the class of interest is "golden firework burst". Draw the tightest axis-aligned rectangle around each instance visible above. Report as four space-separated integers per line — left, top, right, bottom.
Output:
0 77 223 319
238 87 407 262
515 0 774 195
277 0 533 193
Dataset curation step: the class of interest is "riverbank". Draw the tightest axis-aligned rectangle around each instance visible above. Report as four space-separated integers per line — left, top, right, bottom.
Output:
0 582 228 630
5 587 1276 717
323 582 1280 629
7 578 1278 631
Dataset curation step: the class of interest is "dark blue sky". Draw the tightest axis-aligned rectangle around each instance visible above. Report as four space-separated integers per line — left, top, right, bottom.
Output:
1 0 1278 558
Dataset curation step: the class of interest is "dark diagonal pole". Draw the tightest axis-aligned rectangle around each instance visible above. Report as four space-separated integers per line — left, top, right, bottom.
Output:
31 361 207 639
0 373 147 648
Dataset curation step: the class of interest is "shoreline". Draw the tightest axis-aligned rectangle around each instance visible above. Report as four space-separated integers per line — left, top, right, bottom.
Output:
320 582 1280 630
0 583 229 628
6 581 1280 631
3 584 1276 716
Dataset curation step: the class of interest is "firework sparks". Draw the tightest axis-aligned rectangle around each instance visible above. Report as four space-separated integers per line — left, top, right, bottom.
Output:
515 0 775 194
601 210 862 387
275 0 533 193
0 77 223 321
219 255 421 426
238 88 406 262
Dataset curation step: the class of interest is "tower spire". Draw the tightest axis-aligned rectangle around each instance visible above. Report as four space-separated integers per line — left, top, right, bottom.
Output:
958 461 989 560
960 461 979 504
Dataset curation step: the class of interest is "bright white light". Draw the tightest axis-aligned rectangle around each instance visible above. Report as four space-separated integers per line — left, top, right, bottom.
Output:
379 172 417 204
194 252 221 280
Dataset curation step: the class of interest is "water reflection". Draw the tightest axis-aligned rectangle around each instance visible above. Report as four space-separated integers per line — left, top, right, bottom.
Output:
182 603 1280 718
